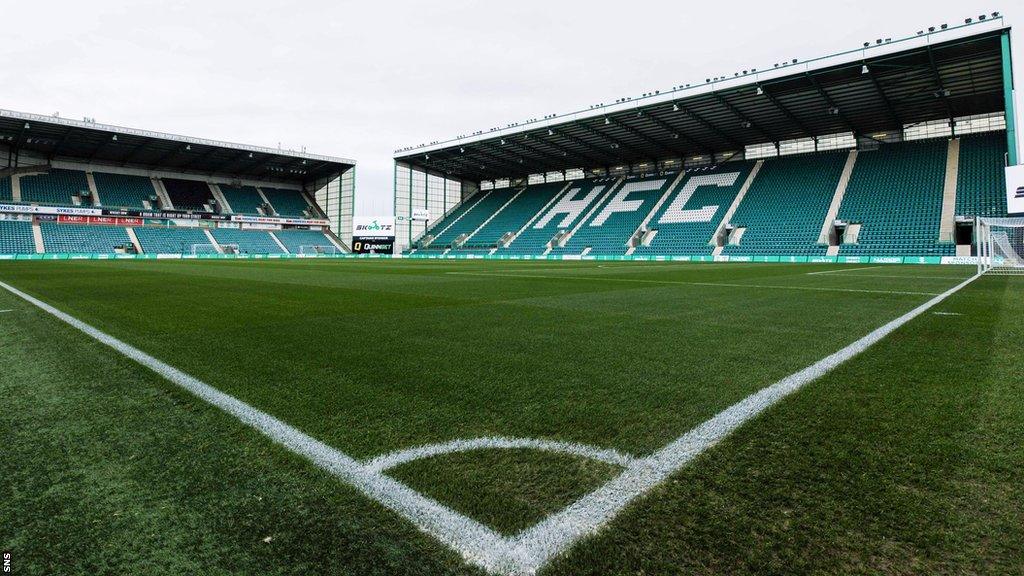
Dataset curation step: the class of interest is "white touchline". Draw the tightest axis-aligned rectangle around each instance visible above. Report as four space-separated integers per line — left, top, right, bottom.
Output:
805 265 879 275
445 271 941 297
0 273 981 576
0 309 13 313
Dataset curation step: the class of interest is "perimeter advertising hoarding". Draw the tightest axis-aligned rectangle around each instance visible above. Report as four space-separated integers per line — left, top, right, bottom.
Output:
1007 165 1024 215
352 217 395 254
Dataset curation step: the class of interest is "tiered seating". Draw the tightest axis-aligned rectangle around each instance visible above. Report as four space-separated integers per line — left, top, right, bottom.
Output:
40 223 129 253
838 139 951 256
0 176 11 202
133 226 210 254
220 185 266 215
956 132 1007 217
261 187 311 217
723 152 846 256
274 229 336 253
210 228 284 254
413 194 485 248
163 178 213 212
431 189 516 248
634 163 755 256
0 221 36 253
504 179 615 254
93 172 155 209
19 169 90 206
458 182 565 249
553 176 673 255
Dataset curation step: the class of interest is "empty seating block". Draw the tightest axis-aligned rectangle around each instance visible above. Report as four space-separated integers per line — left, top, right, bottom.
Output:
634 163 755 256
414 194 485 248
554 176 673 256
261 187 310 217
0 220 36 253
723 152 846 256
839 139 951 256
0 176 11 202
93 172 155 209
220 185 265 215
210 228 284 254
956 132 1008 217
460 182 565 249
133 226 210 254
505 179 614 254
163 178 214 212
19 169 90 206
275 229 335 253
40 223 129 253
431 189 516 247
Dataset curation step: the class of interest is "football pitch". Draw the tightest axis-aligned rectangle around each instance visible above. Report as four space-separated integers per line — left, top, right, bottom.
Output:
1 259 1022 575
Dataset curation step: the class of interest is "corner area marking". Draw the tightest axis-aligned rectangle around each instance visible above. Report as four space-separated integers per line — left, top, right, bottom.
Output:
0 273 982 575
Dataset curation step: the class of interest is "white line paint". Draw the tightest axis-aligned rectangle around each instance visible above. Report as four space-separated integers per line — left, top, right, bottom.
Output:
365 437 637 473
810 273 972 280
932 311 963 316
0 273 980 575
0 309 13 313
446 271 941 297
491 272 980 574
805 266 878 275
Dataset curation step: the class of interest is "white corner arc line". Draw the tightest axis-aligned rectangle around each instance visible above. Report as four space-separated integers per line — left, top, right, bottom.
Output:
364 436 638 473
0 273 981 576
805 265 878 275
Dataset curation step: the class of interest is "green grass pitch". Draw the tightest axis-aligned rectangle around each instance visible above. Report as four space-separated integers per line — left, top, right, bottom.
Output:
1 259 1021 575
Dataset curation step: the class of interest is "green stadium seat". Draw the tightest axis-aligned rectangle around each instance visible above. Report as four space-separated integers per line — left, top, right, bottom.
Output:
93 172 156 210
40 223 130 253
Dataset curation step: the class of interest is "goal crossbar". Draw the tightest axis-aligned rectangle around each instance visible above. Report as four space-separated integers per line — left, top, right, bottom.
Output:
977 217 1024 275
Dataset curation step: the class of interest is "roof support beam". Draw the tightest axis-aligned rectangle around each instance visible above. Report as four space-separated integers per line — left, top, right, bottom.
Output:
483 139 572 174
673 103 744 150
607 116 679 157
712 93 778 142
863 67 905 127
925 44 957 121
642 109 715 155
575 121 650 160
519 133 607 168
757 87 816 137
548 128 621 164
804 72 859 135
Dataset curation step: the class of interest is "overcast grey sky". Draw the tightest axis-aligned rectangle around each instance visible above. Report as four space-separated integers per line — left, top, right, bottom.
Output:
1 0 1017 216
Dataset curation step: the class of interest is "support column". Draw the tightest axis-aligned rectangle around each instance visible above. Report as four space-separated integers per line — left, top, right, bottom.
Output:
1002 31 1019 166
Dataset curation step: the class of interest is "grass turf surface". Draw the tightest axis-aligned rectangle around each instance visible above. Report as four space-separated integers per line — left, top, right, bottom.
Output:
1 259 1021 574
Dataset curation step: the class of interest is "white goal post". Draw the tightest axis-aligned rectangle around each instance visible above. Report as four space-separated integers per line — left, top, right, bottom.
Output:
977 217 1024 275
299 244 339 255
190 243 239 255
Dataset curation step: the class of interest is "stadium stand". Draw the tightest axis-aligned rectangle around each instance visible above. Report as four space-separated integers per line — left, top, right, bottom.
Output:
633 163 756 256
0 220 36 253
19 169 90 206
956 131 1008 217
457 182 567 250
504 179 616 255
552 176 675 255
274 228 336 254
838 139 951 256
133 226 210 254
220 185 266 215
93 172 155 209
430 189 516 248
723 152 847 255
163 178 214 212
415 194 487 249
0 176 12 202
261 187 311 217
210 228 284 254
40 223 130 253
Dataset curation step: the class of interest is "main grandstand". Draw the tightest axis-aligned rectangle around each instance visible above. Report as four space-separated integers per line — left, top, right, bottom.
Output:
394 17 1018 263
0 110 355 258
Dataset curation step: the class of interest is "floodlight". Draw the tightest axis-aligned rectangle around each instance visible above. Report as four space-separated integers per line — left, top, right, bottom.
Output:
547 129 554 136
604 118 611 125
979 14 986 20
672 103 680 112
862 64 869 74
756 86 764 95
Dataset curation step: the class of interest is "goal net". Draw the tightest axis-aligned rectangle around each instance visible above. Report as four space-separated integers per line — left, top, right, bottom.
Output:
299 244 339 256
190 243 239 255
977 217 1024 275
